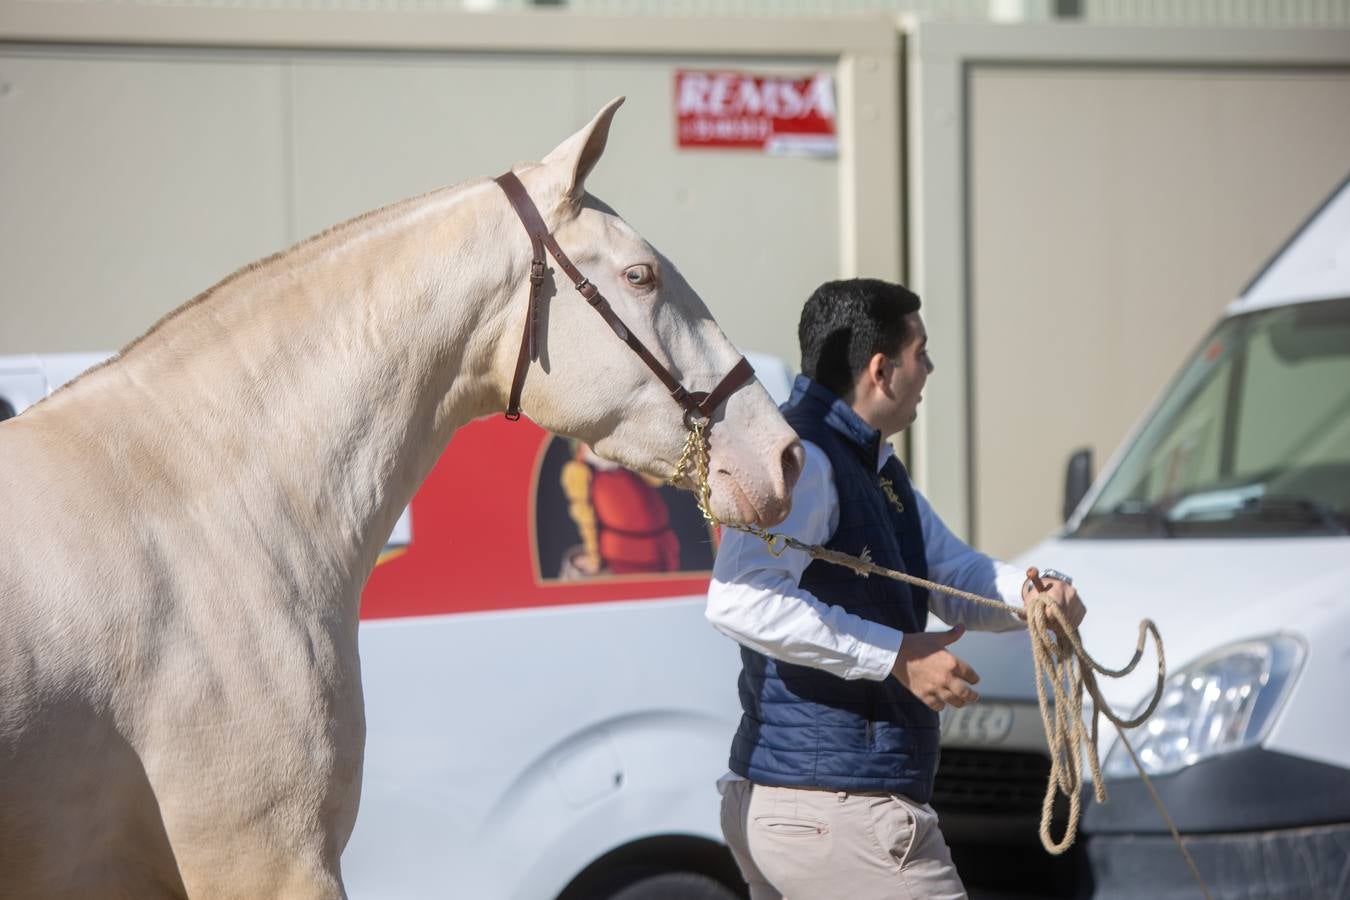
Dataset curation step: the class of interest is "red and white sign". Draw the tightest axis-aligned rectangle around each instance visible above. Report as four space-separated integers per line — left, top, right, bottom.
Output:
675 69 837 156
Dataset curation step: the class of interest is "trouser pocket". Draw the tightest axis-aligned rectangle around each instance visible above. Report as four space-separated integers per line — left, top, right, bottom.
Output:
752 814 830 837
868 793 919 871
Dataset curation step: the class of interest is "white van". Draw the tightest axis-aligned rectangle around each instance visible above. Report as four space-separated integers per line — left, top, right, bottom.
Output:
0 349 795 899
958 174 1350 898
0 353 111 422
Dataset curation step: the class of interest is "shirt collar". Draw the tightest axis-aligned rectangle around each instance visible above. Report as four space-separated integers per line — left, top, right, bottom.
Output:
877 439 895 474
787 374 890 472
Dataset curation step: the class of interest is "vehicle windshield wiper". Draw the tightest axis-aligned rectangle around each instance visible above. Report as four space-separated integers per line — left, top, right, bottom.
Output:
1078 499 1174 537
1075 491 1347 538
1228 494 1350 534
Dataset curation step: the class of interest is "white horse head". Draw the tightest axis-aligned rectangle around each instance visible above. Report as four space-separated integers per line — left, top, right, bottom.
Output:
485 98 802 527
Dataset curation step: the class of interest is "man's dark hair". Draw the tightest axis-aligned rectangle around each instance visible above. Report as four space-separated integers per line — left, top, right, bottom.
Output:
798 278 922 397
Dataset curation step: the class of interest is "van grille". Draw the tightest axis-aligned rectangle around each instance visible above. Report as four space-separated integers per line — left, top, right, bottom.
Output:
932 748 1050 815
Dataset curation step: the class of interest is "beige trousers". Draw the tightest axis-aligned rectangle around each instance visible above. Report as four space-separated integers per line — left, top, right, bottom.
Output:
720 781 967 900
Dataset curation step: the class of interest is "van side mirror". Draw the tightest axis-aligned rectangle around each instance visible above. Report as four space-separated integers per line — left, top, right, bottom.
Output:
1063 448 1093 523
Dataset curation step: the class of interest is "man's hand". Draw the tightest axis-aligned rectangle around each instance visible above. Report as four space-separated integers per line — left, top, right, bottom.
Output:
1022 576 1087 630
890 625 980 712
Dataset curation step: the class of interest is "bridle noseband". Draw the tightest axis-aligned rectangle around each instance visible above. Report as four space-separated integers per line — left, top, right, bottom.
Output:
493 170 755 426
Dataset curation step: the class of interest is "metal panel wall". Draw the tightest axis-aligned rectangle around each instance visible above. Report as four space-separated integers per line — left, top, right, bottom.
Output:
0 12 897 369
1084 0 1350 27
1 7 903 366
969 64 1350 559
0 48 290 352
909 22 1350 548
285 51 842 362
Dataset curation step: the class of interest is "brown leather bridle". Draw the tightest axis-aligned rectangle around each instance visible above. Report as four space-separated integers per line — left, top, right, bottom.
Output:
494 170 755 426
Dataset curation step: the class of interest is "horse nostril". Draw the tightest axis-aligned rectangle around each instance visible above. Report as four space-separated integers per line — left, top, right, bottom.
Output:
780 439 805 496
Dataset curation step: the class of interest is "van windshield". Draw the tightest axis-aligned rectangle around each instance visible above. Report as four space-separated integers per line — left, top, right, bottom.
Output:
1073 297 1350 538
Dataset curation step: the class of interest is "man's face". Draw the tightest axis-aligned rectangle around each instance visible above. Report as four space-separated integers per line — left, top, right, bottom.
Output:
885 312 934 433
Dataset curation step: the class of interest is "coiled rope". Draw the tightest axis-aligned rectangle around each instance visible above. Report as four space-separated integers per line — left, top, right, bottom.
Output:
673 422 1212 897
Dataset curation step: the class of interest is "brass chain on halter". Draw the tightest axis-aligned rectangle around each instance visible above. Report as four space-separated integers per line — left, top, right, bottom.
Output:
670 425 1213 898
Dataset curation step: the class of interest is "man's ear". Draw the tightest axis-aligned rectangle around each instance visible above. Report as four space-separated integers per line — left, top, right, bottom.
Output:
846 353 884 404
540 96 625 205
865 352 890 389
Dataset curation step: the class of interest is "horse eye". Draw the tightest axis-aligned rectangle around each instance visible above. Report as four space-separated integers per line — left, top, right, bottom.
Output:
624 265 655 287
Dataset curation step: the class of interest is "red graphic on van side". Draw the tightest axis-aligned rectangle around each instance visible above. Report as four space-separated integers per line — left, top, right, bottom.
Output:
360 417 716 620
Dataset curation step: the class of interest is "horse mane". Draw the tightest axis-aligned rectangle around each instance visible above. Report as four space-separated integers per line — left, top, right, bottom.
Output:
53 177 490 399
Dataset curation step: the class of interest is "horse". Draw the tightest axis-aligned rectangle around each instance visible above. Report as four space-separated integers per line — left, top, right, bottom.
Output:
0 97 804 898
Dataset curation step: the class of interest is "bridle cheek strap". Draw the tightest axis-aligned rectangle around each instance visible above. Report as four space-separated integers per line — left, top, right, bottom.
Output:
494 170 755 424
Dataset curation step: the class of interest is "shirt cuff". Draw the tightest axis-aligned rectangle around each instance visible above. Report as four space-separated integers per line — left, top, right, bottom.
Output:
847 620 904 681
995 564 1030 612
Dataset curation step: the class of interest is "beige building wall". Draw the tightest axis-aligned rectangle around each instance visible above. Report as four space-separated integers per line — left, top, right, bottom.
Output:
0 45 836 363
0 9 902 370
0 48 292 352
907 22 1350 548
968 65 1350 559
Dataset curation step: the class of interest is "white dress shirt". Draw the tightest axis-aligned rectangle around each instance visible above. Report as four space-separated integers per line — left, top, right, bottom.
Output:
706 440 1027 683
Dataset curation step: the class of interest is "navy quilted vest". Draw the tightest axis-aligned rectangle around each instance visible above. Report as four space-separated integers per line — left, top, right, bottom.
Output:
728 376 941 800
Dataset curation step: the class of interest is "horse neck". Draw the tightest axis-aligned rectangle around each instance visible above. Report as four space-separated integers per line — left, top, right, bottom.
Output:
62 181 520 604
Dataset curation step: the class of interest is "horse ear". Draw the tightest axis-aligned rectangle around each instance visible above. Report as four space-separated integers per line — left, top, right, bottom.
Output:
542 96 625 203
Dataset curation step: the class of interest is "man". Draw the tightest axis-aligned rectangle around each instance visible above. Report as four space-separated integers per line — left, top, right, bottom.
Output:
707 278 1085 899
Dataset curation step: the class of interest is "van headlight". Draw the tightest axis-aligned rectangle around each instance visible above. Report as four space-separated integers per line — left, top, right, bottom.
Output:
1102 635 1304 780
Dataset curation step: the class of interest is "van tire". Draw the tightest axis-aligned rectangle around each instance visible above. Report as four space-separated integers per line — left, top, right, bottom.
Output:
605 871 741 900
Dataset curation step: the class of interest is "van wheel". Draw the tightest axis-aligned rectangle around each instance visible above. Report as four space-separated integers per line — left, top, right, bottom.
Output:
606 871 742 900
